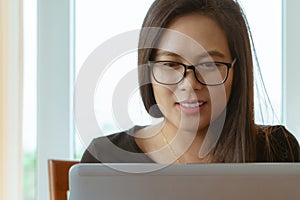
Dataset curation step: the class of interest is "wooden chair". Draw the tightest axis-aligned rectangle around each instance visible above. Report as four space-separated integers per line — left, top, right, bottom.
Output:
48 159 79 200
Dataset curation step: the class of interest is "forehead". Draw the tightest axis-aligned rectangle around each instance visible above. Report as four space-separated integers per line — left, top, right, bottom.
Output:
156 13 231 62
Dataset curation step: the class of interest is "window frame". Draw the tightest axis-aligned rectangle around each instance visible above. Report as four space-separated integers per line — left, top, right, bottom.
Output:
36 0 75 199
282 0 300 141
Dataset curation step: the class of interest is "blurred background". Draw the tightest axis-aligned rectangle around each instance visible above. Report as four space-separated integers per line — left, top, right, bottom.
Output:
1 0 299 200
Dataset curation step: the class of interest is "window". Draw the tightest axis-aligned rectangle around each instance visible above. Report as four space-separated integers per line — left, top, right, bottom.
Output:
75 0 156 157
23 0 37 199
239 0 283 124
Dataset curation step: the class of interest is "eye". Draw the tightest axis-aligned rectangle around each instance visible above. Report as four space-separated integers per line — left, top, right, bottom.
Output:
155 61 183 71
199 62 218 68
161 61 181 67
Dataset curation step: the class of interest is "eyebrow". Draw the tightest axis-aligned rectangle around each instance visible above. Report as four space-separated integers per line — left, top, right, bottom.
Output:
155 49 226 60
199 50 226 59
155 50 184 59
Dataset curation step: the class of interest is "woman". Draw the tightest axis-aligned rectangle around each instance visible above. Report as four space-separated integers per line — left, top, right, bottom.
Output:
81 0 299 163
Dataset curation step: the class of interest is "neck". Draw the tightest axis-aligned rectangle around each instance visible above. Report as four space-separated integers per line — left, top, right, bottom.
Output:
160 119 207 144
134 120 212 164
159 120 209 163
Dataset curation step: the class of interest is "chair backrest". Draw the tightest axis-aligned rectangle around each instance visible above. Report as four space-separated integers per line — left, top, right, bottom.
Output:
48 159 79 200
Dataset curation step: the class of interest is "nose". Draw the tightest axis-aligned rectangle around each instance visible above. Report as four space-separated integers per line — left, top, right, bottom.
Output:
178 69 203 91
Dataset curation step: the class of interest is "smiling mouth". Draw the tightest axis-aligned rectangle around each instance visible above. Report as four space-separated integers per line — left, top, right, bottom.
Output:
176 101 206 115
179 102 205 108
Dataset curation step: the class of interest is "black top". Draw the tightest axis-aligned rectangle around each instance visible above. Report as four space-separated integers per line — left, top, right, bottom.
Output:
81 125 300 163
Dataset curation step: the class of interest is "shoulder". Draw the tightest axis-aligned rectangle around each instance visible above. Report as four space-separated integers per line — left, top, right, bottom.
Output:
80 126 152 163
91 127 142 153
256 125 300 162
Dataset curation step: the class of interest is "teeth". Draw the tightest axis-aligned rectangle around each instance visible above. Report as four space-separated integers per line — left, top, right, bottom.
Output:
180 102 204 108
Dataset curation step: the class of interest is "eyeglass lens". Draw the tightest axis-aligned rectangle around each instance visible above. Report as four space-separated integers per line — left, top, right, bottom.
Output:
152 61 228 85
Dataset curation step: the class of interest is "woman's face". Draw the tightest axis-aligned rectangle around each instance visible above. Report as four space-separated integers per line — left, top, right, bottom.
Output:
152 13 234 134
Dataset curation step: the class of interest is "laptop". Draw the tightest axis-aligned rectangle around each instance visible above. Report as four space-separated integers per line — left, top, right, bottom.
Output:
69 163 300 200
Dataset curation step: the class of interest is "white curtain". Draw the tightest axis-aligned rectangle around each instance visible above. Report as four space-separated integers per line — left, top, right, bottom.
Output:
0 0 23 199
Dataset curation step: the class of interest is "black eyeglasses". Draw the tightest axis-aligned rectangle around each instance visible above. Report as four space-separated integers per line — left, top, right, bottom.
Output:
148 58 236 86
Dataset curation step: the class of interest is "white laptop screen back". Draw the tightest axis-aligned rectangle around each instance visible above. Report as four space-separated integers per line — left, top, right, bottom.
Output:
69 163 300 200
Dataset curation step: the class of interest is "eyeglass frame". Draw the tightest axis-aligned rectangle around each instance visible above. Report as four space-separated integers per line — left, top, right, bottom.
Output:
148 58 237 86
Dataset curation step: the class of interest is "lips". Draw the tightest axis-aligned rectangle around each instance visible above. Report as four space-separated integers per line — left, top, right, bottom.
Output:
176 100 207 114
179 101 205 108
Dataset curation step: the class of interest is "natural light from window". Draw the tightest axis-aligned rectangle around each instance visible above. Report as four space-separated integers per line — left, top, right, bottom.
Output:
23 0 37 200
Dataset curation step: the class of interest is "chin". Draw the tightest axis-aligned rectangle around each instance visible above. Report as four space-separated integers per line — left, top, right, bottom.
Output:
177 117 202 133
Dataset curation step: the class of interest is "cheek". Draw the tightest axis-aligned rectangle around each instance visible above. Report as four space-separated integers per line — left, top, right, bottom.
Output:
209 70 233 119
152 84 176 112
151 73 178 101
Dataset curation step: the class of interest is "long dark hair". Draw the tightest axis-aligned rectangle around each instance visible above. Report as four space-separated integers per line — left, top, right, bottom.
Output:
138 0 256 162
